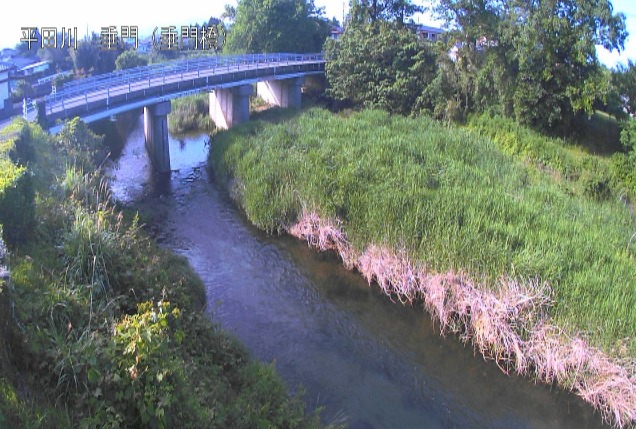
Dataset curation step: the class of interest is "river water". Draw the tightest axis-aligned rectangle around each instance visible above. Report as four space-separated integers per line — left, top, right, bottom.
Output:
107 116 609 429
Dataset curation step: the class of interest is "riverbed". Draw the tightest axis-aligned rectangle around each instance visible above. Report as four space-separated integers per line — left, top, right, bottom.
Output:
107 115 609 429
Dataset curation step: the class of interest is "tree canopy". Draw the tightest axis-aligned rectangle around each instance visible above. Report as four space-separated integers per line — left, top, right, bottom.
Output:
70 38 119 75
115 50 149 71
613 60 636 116
225 0 331 53
327 0 628 135
349 0 423 24
435 0 628 132
325 22 437 115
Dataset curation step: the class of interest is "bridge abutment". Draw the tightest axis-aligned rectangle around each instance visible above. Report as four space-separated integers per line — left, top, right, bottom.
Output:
209 84 253 130
256 77 304 108
144 100 172 173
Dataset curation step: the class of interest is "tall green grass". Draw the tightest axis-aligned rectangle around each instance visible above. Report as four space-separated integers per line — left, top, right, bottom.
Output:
168 94 215 135
209 108 636 356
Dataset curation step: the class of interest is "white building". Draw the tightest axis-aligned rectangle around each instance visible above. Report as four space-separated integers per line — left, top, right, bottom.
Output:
416 25 445 42
0 63 13 118
16 61 50 78
331 26 343 40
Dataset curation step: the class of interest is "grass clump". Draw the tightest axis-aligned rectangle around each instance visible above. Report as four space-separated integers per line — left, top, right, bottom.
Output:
208 107 636 358
168 94 215 135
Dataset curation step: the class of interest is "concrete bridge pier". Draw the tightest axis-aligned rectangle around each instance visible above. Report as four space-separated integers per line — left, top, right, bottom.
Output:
257 77 304 108
209 84 253 130
144 101 172 173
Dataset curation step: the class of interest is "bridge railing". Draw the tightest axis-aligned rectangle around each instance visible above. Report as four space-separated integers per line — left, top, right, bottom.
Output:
45 53 324 113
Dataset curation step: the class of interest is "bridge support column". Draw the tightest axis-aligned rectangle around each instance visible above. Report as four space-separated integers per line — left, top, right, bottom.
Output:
209 84 253 130
256 77 304 108
144 100 171 173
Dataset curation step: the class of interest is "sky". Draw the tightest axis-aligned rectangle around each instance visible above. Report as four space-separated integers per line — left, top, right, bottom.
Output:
0 0 633 68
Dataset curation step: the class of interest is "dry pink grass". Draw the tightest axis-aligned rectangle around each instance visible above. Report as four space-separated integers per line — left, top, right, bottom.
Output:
288 210 636 429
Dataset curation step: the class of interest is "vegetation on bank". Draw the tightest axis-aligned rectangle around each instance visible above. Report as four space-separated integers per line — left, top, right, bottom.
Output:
208 108 636 359
207 107 636 426
168 94 215 135
0 118 331 428
326 1 629 136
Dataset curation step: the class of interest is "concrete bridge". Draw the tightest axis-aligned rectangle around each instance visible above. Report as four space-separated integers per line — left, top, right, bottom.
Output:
43 53 325 172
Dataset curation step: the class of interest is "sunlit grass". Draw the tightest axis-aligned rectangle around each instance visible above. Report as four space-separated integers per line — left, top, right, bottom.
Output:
209 107 636 356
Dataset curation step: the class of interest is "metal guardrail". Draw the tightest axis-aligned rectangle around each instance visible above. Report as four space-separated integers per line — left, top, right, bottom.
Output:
44 53 324 119
22 98 38 122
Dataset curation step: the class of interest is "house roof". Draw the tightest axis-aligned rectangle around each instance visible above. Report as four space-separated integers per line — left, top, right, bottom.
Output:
416 25 445 34
19 60 49 71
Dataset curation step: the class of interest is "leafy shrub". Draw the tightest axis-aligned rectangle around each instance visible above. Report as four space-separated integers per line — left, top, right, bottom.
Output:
0 172 35 247
108 301 185 429
611 152 636 195
620 118 636 151
55 118 105 169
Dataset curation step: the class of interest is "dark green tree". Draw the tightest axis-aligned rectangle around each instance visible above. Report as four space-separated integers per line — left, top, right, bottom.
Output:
225 0 330 53
11 80 34 101
437 0 627 133
70 40 100 74
70 38 119 75
38 42 72 72
349 0 423 24
325 21 438 115
115 50 149 70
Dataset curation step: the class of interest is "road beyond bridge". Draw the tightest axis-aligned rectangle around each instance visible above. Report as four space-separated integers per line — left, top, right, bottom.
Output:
43 53 325 172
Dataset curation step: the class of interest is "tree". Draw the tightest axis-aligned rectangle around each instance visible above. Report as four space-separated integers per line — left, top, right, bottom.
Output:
349 0 423 24
225 0 331 53
325 21 438 115
11 80 34 101
436 0 627 133
38 45 72 72
70 40 100 74
115 50 149 70
70 38 120 75
613 60 636 116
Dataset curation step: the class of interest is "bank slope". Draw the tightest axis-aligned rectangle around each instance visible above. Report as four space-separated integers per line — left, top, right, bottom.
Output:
208 107 636 428
0 118 332 429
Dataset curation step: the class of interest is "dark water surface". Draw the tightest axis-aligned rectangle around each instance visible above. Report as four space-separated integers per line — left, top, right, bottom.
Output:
107 116 609 429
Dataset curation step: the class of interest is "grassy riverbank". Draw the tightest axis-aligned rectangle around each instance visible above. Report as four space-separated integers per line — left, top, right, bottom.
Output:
208 107 636 427
168 94 215 134
0 118 330 428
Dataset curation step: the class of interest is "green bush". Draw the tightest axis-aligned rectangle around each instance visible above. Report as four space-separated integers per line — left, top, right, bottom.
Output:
611 152 636 195
620 118 636 151
0 172 35 247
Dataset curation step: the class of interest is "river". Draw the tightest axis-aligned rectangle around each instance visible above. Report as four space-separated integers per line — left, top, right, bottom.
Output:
107 115 609 429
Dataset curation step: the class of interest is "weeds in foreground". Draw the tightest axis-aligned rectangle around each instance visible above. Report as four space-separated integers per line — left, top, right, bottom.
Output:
1 119 334 428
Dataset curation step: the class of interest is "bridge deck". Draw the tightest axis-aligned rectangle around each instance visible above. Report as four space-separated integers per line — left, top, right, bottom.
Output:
44 53 325 124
